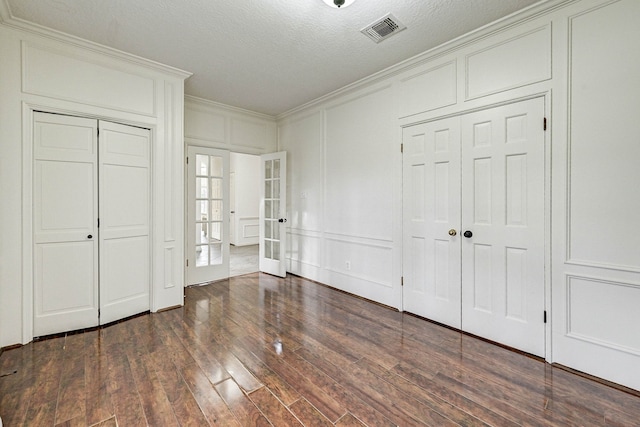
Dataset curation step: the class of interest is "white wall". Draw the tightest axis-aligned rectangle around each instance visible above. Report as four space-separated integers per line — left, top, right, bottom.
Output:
0 19 188 347
278 0 640 391
230 153 260 246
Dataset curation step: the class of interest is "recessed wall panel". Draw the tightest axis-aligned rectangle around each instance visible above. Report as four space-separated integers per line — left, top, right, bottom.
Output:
568 0 640 270
185 107 226 143
23 43 155 115
231 118 269 149
326 237 393 288
399 61 457 118
325 85 394 240
568 276 640 354
466 26 551 99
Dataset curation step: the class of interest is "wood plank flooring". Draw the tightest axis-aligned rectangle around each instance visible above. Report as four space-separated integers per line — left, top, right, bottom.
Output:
1 273 640 426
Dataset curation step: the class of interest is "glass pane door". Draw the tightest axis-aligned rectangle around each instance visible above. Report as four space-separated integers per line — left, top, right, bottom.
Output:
187 147 229 285
260 151 287 277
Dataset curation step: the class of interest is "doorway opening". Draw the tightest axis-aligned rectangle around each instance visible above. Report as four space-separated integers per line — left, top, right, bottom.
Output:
229 152 260 277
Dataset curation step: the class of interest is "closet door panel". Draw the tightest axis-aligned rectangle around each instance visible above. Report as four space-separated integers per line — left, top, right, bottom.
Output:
99 121 151 324
402 118 461 328
33 113 99 336
461 97 545 357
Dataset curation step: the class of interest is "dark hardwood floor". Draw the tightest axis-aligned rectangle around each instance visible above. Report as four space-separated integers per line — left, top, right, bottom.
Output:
1 273 640 426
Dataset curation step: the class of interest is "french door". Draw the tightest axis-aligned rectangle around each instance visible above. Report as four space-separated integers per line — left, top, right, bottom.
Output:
402 97 545 356
33 112 151 336
259 152 287 277
186 147 230 285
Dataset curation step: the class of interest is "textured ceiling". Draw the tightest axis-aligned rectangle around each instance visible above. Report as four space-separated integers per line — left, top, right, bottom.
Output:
4 0 542 116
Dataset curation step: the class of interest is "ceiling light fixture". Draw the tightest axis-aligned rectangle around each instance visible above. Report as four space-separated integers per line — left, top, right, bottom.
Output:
322 0 356 9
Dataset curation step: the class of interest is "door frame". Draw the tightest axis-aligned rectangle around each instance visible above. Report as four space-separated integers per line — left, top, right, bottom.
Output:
400 94 552 361
22 105 156 342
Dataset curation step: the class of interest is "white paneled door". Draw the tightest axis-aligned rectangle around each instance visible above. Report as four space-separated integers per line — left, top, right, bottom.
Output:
34 114 99 336
461 99 545 356
186 147 230 285
260 152 287 277
402 97 545 356
98 121 151 324
402 117 461 328
33 112 150 336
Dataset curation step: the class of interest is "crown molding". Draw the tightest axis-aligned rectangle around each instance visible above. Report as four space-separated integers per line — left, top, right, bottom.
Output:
0 1 192 80
276 0 576 120
185 95 276 121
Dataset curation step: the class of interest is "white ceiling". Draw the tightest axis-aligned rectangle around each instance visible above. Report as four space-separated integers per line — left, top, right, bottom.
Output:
4 0 542 116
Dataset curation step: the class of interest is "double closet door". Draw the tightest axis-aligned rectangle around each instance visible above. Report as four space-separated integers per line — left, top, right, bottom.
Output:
33 112 151 337
403 98 545 356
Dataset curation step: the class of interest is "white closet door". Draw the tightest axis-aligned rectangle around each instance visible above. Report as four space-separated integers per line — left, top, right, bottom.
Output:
33 113 99 336
402 118 461 328
259 152 287 277
461 97 545 357
99 121 151 324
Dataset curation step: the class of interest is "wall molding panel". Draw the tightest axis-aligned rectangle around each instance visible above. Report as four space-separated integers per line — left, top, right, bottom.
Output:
22 42 156 116
184 95 276 155
566 275 640 356
465 25 552 100
398 60 457 119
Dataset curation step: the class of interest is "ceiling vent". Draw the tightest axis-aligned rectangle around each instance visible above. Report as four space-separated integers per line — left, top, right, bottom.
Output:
361 13 406 43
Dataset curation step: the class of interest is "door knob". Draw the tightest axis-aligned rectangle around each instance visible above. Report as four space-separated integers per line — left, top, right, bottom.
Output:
87 234 93 239
463 230 473 238
448 229 457 236
278 218 287 223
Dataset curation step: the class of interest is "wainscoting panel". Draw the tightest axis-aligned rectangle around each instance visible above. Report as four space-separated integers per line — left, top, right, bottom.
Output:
567 275 640 356
466 25 551 99
398 60 457 118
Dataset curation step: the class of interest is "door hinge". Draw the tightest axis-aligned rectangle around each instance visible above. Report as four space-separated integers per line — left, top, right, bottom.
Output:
186 156 189 164
186 259 189 267
543 117 548 131
544 310 547 323
98 309 101 318
97 218 100 228
401 276 404 286
400 143 404 153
